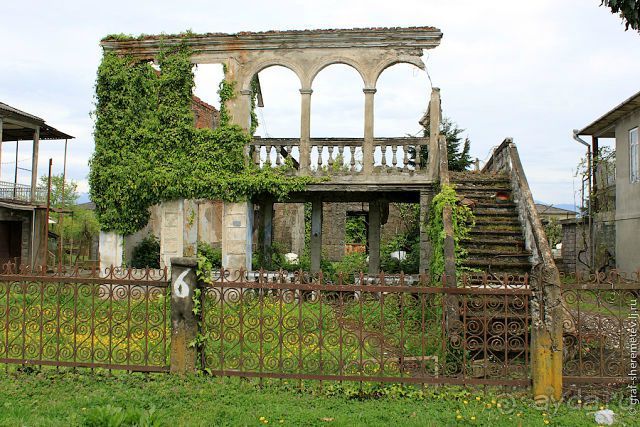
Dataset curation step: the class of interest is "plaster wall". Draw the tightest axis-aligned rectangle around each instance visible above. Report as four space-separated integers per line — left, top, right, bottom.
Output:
615 110 640 273
99 231 123 270
222 201 253 271
272 203 305 256
102 199 224 269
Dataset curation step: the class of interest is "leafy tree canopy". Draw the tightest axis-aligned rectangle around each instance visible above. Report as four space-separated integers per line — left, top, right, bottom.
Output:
601 0 640 32
418 117 473 172
38 174 79 208
440 117 473 172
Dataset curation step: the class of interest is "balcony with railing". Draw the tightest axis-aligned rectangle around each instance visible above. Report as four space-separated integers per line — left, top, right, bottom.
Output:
248 137 430 178
0 181 47 205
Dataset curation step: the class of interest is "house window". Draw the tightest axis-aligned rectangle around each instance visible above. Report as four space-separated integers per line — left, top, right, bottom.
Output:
631 127 639 183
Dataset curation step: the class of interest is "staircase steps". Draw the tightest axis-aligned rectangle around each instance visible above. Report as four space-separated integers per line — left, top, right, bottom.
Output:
452 173 533 277
451 172 534 359
473 208 519 216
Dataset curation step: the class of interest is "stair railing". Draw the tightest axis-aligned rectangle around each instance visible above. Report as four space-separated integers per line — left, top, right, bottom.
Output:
481 138 555 267
437 132 459 332
437 134 457 287
481 137 563 400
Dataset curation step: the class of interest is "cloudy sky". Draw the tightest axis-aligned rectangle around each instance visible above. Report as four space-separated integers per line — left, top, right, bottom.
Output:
1 0 638 207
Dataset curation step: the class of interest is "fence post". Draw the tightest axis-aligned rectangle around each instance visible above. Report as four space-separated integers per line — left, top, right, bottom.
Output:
531 264 563 401
442 205 459 332
170 257 199 374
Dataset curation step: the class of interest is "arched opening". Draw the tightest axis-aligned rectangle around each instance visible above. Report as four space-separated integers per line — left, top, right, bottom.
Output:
251 65 302 168
374 63 428 168
310 64 364 170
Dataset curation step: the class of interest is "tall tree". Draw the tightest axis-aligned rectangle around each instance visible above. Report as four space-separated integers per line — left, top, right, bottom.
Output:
420 117 473 171
441 118 473 172
38 174 79 208
39 174 99 264
601 0 640 32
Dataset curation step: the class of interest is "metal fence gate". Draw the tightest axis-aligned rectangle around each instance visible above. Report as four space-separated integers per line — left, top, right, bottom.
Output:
198 271 532 386
0 264 170 372
561 271 640 393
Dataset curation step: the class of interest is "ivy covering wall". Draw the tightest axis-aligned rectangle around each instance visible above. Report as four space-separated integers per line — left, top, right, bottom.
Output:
90 46 310 235
426 184 474 279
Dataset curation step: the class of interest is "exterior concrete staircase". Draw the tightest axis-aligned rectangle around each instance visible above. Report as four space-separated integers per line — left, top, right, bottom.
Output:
450 172 532 369
451 171 532 276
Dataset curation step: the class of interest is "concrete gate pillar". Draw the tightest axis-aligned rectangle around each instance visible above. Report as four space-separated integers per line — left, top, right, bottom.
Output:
222 201 253 271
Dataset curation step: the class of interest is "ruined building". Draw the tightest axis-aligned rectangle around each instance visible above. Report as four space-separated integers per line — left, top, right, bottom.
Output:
99 27 551 280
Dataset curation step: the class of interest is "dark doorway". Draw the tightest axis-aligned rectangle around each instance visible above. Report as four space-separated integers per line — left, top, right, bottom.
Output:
0 221 22 265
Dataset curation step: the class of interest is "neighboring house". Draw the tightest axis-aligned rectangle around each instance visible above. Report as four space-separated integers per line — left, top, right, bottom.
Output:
535 203 577 222
0 101 73 267
577 89 640 274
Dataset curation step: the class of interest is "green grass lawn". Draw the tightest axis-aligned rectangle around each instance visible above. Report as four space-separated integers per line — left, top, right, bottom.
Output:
0 371 636 426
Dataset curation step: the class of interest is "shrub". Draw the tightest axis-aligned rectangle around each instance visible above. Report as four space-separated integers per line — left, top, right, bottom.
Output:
345 215 367 244
130 235 160 268
333 252 367 282
198 241 222 269
380 233 420 274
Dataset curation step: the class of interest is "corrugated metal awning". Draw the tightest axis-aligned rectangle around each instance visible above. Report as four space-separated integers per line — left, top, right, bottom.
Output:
0 101 74 141
579 90 640 138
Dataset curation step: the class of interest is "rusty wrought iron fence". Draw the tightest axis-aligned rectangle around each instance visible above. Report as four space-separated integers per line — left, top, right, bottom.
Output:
0 263 170 372
561 271 640 389
198 270 531 386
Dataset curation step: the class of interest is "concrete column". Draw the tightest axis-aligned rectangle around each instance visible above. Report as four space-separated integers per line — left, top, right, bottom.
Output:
443 206 456 286
30 127 40 202
299 88 312 172
310 198 323 273
238 89 253 132
222 201 253 271
182 200 198 257
261 199 274 269
363 88 376 175
428 88 441 180
368 201 381 274
160 200 184 269
32 208 48 268
170 257 198 374
224 60 250 131
419 190 434 274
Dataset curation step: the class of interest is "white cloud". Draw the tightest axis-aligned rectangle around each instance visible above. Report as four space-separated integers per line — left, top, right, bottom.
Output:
1 0 639 206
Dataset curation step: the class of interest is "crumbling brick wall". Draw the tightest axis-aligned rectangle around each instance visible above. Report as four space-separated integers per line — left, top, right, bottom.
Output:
191 96 219 130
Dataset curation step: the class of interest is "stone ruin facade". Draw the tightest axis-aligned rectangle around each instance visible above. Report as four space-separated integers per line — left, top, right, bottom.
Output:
98 27 445 273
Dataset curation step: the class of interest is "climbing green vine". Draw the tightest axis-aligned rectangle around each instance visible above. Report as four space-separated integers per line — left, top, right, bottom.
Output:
217 64 235 127
189 254 212 359
426 184 475 280
90 46 311 235
249 76 260 135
